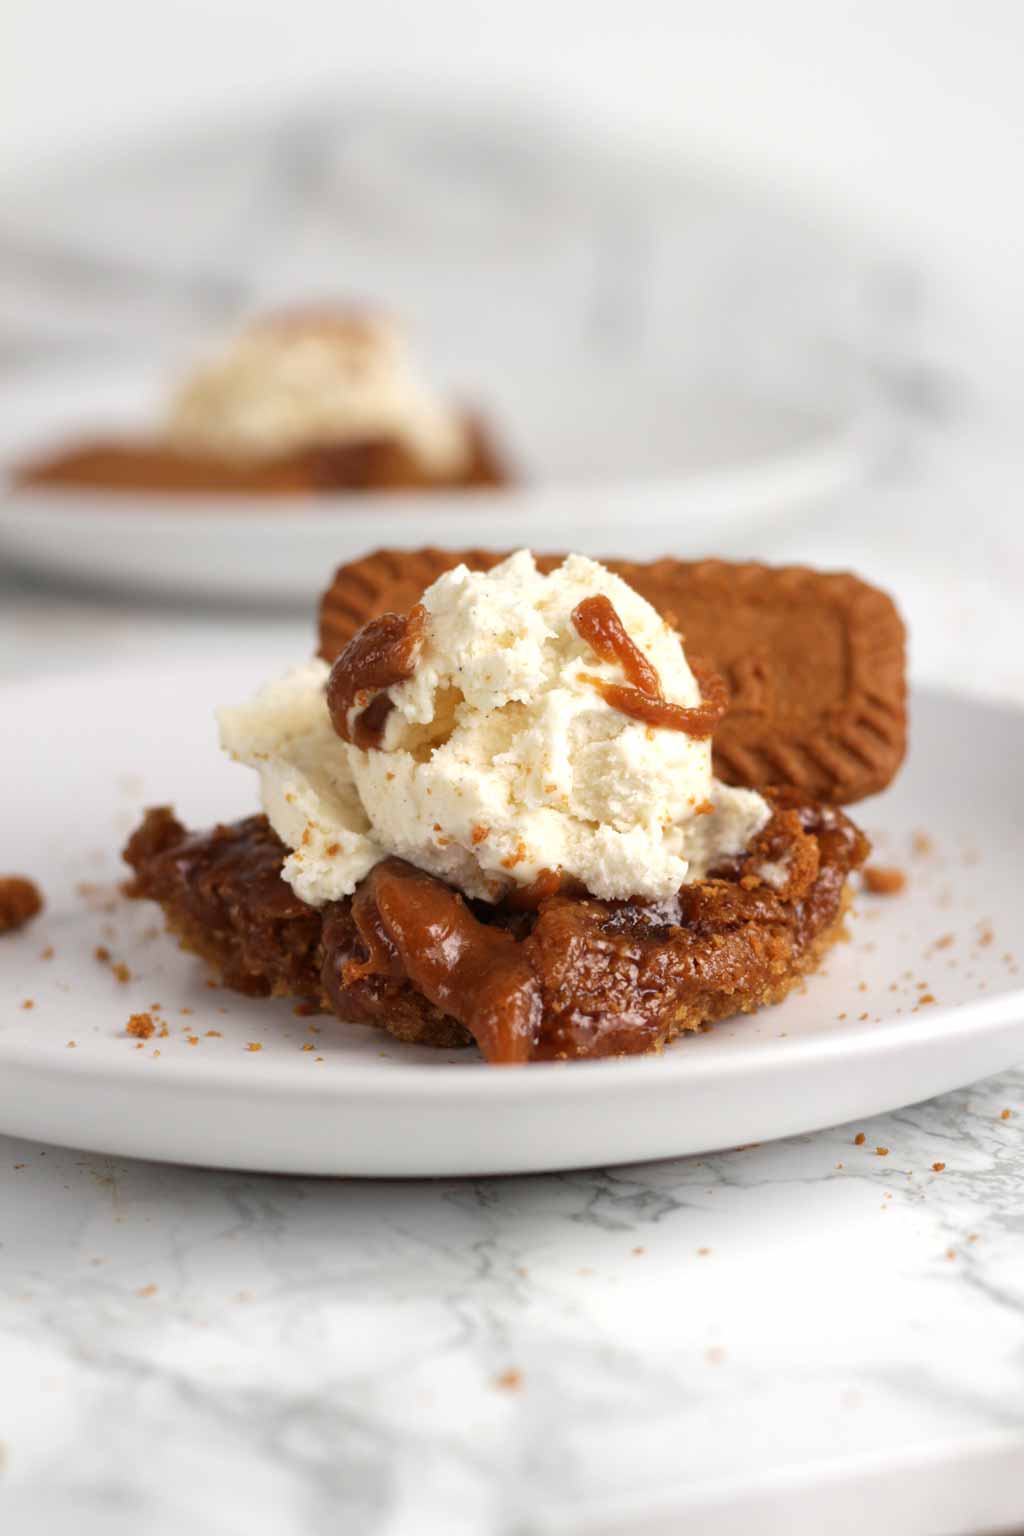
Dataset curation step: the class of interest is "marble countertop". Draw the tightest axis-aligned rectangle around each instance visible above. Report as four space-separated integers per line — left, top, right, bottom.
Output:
0 1067 1022 1536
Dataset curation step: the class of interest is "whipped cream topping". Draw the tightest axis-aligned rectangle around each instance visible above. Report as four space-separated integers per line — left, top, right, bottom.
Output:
167 308 470 474
219 552 770 906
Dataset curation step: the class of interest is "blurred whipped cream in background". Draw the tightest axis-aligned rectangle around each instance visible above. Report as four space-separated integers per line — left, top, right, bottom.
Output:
169 309 470 472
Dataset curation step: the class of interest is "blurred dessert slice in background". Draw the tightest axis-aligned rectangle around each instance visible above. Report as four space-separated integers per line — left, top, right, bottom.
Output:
14 307 509 496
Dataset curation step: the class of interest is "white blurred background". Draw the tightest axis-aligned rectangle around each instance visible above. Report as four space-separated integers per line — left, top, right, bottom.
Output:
3 1 1023 690
7 0 1020 355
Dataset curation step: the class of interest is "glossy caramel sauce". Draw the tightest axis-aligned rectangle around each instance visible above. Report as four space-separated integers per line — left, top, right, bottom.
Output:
326 604 427 748
348 858 541 1063
572 593 728 737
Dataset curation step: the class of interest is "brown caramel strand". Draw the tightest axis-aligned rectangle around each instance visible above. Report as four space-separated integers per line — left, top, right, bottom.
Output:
572 595 728 738
0 876 43 934
346 859 541 1064
326 604 427 748
572 594 662 695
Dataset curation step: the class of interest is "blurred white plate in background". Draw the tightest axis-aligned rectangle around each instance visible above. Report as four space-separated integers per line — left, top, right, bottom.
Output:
0 97 881 600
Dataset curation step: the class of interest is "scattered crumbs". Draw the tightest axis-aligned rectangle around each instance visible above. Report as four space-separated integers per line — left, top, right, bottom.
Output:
838 1012 847 1021
835 1162 844 1169
245 1042 263 1053
126 1013 155 1040
205 979 219 990
66 1041 77 1049
632 1246 645 1256
206 1030 222 1038
152 1049 161 1057
875 1147 889 1157
516 1266 529 1278
934 934 955 951
863 865 906 896
705 1347 726 1365
158 1022 169 1038
112 962 131 984
0 875 44 933
854 1132 866 1146
293 1002 318 1017
697 1247 711 1256
136 1283 158 1298
301 1043 315 1052
315 1057 324 1063
94 946 111 963
40 945 55 961
13 1163 25 1170
932 1162 946 1172
977 924 994 948
495 1368 522 1391
307 1024 321 1035
858 1011 869 1021
946 1249 957 1262
912 831 934 857
857 981 868 993
20 999 34 1011
918 993 936 1006
186 1036 199 1047
968 1233 979 1244
1001 1109 1013 1121
181 1007 193 1016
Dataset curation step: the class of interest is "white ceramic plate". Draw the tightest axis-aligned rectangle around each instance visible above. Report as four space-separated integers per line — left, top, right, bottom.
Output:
0 99 878 600
3 663 1022 1177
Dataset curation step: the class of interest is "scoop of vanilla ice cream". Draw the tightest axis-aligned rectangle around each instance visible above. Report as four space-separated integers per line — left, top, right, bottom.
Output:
167 309 470 474
219 552 770 906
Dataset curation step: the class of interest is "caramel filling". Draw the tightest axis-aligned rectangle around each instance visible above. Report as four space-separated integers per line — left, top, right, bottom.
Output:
347 858 541 1064
326 604 428 748
572 593 727 737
